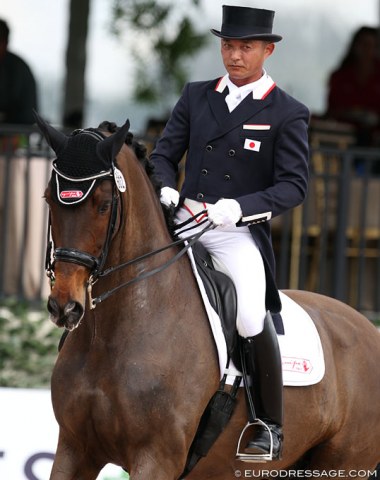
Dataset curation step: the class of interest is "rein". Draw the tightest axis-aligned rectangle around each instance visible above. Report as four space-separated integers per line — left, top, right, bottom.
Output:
88 213 214 308
46 199 214 309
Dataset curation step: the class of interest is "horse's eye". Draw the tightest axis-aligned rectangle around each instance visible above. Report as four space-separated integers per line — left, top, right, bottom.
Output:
98 201 111 214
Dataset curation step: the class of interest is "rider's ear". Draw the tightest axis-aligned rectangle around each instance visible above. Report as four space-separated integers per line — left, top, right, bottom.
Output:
33 110 68 156
97 119 130 164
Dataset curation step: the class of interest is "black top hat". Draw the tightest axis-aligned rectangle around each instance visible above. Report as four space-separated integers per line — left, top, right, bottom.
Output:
211 5 282 42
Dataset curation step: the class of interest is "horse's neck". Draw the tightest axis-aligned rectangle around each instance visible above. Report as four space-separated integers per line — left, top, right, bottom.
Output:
128 194 170 255
102 194 195 332
109 158 174 265
87 161 217 378
98 152 208 330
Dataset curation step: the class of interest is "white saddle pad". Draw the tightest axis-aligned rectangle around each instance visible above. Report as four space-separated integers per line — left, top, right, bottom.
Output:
187 248 325 387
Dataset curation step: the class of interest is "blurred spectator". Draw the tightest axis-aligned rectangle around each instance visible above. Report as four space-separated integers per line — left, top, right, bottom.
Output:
327 26 380 146
0 21 45 300
325 26 380 174
326 26 380 148
0 18 38 125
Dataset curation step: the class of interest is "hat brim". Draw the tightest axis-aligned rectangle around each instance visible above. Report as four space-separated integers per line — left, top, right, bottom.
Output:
210 29 282 43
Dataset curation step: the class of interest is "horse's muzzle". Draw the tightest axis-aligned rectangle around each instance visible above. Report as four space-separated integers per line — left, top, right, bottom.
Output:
48 296 85 330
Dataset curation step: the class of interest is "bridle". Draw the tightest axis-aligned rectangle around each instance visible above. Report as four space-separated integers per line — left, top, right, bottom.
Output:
45 179 120 283
45 128 123 288
45 133 213 309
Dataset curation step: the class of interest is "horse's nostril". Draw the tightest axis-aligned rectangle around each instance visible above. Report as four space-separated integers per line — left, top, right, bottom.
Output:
48 297 59 318
65 301 84 321
64 301 84 330
47 298 84 329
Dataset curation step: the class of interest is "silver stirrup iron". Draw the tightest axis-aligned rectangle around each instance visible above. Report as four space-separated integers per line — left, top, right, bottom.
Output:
235 418 274 463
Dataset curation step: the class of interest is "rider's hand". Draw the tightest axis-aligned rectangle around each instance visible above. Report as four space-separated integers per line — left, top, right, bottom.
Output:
160 187 180 207
207 199 242 227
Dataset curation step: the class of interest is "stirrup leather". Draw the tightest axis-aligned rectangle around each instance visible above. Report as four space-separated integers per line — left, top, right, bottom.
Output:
236 418 275 463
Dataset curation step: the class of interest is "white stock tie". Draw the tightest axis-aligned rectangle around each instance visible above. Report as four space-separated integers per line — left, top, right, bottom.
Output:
225 89 242 112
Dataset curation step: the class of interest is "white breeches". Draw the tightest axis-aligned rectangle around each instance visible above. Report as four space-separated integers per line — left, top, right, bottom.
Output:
176 204 266 337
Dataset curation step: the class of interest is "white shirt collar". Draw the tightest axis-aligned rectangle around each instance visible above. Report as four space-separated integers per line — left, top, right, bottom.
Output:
215 70 276 100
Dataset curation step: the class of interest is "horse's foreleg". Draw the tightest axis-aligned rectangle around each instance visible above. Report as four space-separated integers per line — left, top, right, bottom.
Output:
49 435 103 480
127 449 187 480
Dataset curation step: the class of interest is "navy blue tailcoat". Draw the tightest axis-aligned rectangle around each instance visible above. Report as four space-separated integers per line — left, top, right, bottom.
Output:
151 76 310 319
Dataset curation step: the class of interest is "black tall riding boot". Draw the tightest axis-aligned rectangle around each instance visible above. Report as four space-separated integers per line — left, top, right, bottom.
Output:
243 311 283 459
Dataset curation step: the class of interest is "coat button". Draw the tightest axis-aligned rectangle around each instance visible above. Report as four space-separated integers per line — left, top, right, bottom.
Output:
197 193 204 200
224 174 231 181
228 149 235 156
201 169 208 176
206 145 213 152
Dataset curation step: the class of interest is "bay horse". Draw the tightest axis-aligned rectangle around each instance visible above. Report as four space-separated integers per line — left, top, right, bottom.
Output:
36 114 380 480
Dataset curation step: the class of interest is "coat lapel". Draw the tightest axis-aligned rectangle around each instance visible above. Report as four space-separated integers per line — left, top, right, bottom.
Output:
207 88 273 140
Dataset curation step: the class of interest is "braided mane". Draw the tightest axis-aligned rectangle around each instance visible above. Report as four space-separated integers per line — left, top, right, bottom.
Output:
97 121 161 196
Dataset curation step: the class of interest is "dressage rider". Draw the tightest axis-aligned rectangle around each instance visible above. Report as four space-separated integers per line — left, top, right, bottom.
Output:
151 5 310 460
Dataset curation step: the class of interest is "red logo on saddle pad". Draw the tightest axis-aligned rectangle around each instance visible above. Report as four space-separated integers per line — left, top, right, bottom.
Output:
282 356 313 374
60 191 84 199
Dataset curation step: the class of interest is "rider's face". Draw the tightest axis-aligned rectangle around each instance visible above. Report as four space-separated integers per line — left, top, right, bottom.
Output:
221 39 274 87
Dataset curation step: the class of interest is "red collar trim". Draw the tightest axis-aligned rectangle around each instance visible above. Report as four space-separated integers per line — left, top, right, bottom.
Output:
261 82 276 99
214 75 229 93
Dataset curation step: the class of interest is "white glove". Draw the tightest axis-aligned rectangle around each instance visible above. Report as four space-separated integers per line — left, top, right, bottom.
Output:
160 186 180 207
207 199 242 227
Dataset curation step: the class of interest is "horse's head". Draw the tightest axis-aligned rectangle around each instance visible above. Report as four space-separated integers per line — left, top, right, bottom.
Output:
35 113 130 330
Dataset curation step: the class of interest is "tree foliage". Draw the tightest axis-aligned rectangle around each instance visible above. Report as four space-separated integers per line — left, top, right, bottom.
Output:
111 0 208 106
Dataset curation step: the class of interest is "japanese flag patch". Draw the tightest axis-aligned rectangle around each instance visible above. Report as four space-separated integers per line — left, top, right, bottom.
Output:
244 138 261 152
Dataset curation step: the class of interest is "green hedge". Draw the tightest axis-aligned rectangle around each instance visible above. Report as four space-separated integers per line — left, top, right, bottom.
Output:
0 298 61 388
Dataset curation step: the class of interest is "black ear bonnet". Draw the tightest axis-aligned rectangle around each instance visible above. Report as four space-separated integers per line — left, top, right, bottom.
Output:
34 112 129 204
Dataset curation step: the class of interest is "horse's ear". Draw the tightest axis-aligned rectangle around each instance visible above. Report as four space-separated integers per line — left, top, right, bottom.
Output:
33 110 68 155
97 119 130 164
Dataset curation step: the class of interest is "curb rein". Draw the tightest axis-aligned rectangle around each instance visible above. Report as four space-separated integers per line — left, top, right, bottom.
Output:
87 211 214 308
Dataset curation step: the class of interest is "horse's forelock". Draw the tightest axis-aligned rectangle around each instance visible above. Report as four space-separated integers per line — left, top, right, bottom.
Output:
96 120 159 192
